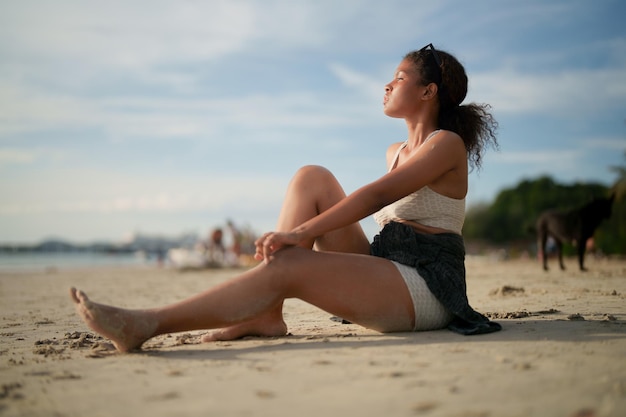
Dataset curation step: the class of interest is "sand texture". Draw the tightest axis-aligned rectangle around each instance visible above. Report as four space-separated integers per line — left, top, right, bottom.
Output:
1 257 625 417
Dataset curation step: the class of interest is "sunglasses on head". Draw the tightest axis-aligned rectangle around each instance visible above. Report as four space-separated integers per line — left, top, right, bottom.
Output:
419 43 442 82
420 43 442 67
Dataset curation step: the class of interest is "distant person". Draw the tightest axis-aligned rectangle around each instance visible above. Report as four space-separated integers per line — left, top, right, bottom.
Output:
226 219 243 258
156 247 165 268
207 228 225 264
70 43 501 352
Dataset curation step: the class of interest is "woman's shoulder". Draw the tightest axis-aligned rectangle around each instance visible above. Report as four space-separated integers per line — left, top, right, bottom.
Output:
385 140 406 156
431 129 463 143
386 140 406 151
427 130 466 154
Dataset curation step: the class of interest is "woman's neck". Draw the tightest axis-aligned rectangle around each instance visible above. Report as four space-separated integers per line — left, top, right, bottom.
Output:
404 105 439 149
405 121 439 150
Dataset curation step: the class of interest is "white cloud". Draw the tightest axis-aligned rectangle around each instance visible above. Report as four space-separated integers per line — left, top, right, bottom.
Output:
582 137 626 151
0 168 287 215
467 65 626 116
489 149 586 181
493 150 581 165
0 80 378 143
487 137 625 167
328 63 383 99
0 148 36 164
0 147 71 166
0 2 257 69
1 1 406 75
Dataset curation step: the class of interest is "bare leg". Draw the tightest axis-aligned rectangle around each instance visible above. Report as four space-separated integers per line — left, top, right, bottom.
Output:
556 239 566 270
199 311 288 341
539 231 548 271
202 165 371 342
70 247 414 352
577 235 588 272
273 165 370 254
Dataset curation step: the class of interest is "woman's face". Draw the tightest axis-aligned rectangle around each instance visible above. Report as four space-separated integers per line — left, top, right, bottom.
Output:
383 59 428 119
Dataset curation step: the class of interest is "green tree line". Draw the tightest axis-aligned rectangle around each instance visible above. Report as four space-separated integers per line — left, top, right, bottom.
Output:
464 155 626 255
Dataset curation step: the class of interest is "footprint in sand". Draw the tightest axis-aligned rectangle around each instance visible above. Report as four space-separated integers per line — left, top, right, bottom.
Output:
489 285 525 297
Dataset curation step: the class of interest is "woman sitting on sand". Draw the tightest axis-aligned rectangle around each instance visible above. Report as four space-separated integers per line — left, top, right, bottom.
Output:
70 44 501 352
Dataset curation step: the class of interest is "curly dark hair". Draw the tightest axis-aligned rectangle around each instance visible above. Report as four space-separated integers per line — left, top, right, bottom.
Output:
404 48 499 170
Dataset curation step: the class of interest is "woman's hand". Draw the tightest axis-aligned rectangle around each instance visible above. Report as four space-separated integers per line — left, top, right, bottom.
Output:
254 231 302 264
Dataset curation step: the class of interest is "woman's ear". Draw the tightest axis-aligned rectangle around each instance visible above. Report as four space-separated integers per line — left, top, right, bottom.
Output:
422 83 438 100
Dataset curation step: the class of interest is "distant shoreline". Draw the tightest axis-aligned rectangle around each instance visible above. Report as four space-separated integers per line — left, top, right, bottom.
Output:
0 251 152 273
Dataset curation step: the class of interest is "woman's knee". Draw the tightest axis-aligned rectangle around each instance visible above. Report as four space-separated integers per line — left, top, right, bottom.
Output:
290 165 345 206
262 247 312 294
292 165 337 187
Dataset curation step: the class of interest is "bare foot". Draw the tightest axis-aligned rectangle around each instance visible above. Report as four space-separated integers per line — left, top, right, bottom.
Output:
69 288 157 353
201 316 287 342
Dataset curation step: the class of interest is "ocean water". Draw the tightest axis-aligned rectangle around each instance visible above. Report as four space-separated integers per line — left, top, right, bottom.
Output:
0 252 152 273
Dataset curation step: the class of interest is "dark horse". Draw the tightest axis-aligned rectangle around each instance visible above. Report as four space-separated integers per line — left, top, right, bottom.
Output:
536 195 614 271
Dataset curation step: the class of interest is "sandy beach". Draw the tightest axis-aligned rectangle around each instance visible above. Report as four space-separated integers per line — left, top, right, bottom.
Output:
1 256 625 417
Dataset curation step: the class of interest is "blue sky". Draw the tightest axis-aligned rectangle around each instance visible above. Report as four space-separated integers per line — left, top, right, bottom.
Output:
1 0 625 244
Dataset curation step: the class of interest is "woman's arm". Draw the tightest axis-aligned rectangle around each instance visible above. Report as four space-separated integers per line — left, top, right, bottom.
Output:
258 131 466 261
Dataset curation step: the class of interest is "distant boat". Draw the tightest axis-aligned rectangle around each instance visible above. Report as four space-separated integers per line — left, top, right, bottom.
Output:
167 247 241 270
168 248 211 269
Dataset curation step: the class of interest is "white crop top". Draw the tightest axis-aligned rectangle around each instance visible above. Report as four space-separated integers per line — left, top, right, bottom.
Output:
372 131 466 235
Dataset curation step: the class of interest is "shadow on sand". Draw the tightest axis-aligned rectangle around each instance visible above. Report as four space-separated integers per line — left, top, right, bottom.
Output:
139 318 626 361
